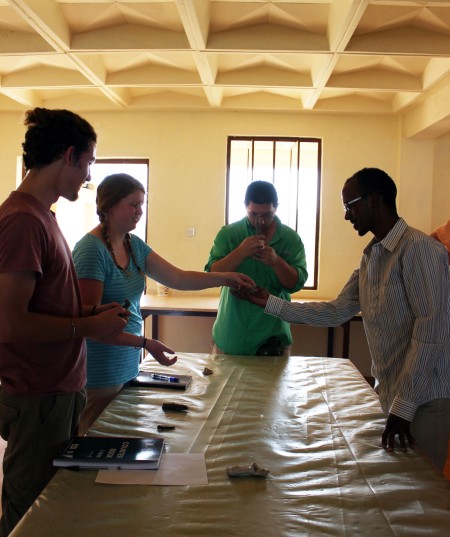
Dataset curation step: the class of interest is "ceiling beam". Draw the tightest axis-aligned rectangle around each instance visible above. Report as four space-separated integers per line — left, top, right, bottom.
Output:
175 0 221 107
8 0 129 108
305 0 369 109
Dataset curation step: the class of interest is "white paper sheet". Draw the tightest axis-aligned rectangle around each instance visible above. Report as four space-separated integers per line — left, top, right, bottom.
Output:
95 453 208 486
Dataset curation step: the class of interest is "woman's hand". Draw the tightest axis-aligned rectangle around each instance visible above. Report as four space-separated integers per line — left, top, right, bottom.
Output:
144 339 178 366
221 272 255 289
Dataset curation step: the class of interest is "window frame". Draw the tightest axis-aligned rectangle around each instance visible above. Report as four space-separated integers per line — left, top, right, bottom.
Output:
225 136 322 290
90 158 150 244
51 157 150 253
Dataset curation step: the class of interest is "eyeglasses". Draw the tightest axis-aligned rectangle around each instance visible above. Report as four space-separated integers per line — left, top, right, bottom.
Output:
343 196 363 213
247 211 275 220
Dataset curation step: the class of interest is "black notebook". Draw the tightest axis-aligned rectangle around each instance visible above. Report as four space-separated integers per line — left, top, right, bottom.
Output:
128 371 192 390
53 436 165 470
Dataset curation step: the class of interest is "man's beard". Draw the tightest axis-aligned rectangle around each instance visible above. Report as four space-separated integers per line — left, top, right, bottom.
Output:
65 190 79 202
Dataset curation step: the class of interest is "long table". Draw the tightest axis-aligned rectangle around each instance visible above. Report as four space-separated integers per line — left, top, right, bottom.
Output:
140 294 361 358
12 354 449 536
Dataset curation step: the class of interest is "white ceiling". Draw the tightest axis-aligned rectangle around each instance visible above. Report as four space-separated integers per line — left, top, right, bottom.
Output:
1 1 449 137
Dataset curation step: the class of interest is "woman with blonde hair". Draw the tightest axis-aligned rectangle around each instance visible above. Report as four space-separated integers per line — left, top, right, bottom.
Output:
73 173 254 434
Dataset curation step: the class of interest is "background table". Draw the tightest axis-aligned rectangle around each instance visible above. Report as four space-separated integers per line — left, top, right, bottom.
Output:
140 295 361 358
140 294 219 341
12 354 450 537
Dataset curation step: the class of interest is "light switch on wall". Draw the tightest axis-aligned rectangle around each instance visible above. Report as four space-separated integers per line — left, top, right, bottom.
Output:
186 227 195 237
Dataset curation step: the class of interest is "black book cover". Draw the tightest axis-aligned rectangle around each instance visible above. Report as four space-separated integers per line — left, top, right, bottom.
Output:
53 436 165 470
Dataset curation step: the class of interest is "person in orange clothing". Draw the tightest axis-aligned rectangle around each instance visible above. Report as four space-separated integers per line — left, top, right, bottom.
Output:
431 219 450 263
444 442 450 481
430 219 450 482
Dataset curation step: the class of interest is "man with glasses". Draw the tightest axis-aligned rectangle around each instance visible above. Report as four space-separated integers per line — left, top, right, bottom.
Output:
237 168 450 476
205 180 307 355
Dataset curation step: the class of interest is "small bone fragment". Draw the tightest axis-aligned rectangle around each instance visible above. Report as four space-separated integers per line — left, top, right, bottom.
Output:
226 462 269 478
157 424 176 431
162 402 188 412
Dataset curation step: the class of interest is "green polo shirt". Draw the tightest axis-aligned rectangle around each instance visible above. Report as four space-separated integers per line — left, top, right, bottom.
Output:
205 216 307 354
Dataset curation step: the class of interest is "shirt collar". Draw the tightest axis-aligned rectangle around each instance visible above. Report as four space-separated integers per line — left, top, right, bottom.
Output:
364 217 407 254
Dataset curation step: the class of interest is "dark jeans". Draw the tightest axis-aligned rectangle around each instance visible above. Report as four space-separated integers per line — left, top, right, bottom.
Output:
411 397 450 474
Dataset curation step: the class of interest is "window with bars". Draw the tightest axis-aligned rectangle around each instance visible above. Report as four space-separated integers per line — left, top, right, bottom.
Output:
226 137 321 289
55 158 149 251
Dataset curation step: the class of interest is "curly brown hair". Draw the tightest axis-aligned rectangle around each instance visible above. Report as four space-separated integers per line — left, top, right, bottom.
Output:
22 107 97 170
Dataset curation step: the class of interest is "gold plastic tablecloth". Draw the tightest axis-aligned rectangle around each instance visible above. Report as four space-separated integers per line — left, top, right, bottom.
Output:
12 354 450 536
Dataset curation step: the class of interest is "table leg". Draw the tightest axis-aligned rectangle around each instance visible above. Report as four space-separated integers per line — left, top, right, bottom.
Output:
152 315 159 340
342 321 351 358
327 327 334 357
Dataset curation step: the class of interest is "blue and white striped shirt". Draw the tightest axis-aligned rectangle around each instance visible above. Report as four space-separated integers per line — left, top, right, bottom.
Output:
266 218 450 420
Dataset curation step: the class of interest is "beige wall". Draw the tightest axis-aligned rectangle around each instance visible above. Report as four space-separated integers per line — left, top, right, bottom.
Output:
0 113 26 201
431 132 450 231
2 109 446 298
0 109 447 371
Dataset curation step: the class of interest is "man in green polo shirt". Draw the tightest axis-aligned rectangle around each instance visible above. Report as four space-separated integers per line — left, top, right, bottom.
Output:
205 181 307 355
